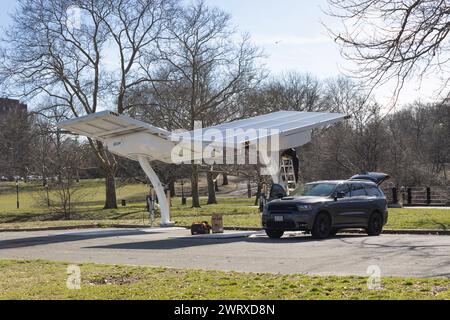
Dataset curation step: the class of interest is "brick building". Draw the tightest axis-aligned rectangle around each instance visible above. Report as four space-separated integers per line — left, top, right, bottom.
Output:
0 98 27 114
0 98 29 177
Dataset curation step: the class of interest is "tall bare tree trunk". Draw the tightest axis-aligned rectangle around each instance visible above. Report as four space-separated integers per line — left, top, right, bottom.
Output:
254 166 262 205
103 166 117 209
247 178 252 198
93 141 118 210
169 180 176 197
255 181 262 205
191 163 200 207
207 171 217 204
222 173 229 185
214 176 219 192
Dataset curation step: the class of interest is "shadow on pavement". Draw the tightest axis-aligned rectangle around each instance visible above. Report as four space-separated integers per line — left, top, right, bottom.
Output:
0 229 164 250
84 234 368 250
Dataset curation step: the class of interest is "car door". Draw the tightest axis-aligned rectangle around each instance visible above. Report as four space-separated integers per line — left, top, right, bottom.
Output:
346 183 370 225
329 183 352 226
268 184 287 202
364 184 384 222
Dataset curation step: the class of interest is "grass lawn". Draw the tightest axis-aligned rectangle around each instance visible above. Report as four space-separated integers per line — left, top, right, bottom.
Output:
0 259 448 300
0 179 448 230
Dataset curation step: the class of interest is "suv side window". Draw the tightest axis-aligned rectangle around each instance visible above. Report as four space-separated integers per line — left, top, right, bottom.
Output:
335 183 351 197
351 183 367 196
365 185 382 197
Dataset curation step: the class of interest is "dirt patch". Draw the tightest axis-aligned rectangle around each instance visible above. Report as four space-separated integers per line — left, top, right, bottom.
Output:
432 285 449 295
87 274 142 286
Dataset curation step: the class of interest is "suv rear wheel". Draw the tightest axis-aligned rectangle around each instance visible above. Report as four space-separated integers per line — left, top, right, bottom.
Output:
312 212 332 239
367 212 383 236
266 229 284 239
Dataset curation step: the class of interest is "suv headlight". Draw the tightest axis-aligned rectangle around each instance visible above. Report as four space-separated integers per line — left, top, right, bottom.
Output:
297 204 312 211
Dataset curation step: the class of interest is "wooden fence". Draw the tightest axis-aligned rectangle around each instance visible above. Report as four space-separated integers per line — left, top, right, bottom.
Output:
381 186 450 206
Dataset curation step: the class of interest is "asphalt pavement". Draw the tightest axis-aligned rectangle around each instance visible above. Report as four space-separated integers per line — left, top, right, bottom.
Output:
0 227 448 278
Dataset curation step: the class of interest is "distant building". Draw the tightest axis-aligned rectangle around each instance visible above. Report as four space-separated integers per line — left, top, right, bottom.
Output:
0 98 27 114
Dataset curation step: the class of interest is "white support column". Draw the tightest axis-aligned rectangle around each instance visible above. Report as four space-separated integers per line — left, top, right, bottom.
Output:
138 155 174 227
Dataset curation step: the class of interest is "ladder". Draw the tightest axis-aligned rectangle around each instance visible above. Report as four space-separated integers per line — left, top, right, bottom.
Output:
280 157 297 194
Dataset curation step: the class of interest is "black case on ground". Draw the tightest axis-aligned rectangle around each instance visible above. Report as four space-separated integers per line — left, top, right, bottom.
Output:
191 222 211 235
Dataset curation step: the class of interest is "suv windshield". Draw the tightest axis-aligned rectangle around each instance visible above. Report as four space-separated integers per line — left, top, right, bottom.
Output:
292 183 337 197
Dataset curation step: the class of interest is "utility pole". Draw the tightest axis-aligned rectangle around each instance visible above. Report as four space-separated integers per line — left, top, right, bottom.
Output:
181 180 186 205
16 178 19 209
10 147 20 209
45 183 50 208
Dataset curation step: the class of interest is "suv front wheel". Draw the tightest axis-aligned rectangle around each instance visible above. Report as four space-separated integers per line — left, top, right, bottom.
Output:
312 212 332 239
266 229 284 239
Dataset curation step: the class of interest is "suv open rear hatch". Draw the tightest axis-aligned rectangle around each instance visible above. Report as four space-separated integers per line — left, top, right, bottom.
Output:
349 172 390 185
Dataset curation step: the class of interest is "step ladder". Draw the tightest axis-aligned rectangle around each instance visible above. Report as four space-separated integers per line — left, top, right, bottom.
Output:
280 157 297 194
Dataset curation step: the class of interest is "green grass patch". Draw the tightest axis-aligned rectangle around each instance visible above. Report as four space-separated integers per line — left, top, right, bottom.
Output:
0 259 448 300
0 180 448 230
385 208 450 230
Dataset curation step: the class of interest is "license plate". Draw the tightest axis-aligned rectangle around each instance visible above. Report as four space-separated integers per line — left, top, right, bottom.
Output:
274 216 284 222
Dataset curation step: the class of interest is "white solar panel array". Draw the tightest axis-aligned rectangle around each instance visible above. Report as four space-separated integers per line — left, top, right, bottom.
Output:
186 111 347 144
58 110 348 154
59 111 171 141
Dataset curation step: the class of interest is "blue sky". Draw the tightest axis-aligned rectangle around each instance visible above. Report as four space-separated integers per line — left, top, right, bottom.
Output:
0 0 440 106
205 0 345 78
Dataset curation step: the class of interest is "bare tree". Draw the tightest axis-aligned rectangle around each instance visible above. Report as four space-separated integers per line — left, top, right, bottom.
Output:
327 0 450 101
206 170 217 204
33 138 90 220
222 173 229 185
0 0 176 208
131 0 264 207
238 72 322 118
266 72 322 112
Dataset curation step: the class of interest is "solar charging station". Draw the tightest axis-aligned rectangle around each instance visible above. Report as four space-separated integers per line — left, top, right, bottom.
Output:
59 110 347 226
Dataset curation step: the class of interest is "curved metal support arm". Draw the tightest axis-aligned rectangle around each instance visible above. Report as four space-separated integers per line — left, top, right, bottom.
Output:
138 156 173 227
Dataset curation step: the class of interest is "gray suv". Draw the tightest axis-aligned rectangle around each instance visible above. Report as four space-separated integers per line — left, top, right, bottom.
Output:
262 172 389 239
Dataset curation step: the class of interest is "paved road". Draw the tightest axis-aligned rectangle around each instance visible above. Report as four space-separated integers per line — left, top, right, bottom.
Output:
0 227 448 278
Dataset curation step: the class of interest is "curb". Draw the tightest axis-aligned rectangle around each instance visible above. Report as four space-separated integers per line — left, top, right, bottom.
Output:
0 224 147 233
0 224 448 235
339 229 450 236
222 227 450 235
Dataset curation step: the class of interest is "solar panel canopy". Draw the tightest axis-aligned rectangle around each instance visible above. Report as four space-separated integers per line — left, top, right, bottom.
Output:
186 111 347 145
59 111 171 142
58 110 347 162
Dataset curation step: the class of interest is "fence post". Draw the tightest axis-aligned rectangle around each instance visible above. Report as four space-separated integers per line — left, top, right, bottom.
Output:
407 187 412 205
392 187 398 204
426 187 431 205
